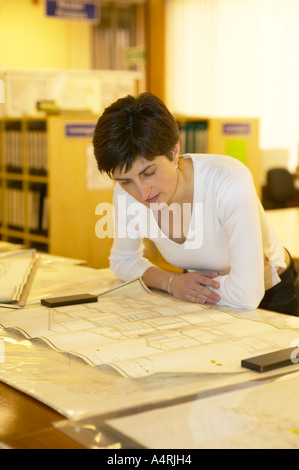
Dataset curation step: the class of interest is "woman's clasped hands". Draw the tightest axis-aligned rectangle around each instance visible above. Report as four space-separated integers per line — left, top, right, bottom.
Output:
169 271 220 305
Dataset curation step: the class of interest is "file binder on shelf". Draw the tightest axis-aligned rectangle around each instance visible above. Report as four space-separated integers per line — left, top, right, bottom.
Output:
27 120 47 176
28 183 48 236
5 180 25 232
179 121 208 154
3 121 23 173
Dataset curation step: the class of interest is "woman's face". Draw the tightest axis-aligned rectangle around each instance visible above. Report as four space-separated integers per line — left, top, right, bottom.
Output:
113 151 179 208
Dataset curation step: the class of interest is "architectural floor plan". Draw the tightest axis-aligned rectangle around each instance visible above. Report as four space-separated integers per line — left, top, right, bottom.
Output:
1 277 299 378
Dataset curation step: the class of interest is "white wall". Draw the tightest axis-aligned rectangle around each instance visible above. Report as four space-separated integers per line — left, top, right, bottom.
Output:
166 0 299 173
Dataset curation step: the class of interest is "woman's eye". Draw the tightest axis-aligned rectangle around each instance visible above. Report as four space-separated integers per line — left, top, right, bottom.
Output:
144 171 155 177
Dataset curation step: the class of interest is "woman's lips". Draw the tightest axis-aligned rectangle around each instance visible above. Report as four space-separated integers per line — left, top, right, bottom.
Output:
146 193 160 203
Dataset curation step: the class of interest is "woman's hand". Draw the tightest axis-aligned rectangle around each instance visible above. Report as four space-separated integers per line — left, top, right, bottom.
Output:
169 271 220 305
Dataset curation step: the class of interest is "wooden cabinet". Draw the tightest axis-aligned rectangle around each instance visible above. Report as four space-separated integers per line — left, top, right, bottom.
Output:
0 115 114 268
176 116 261 196
47 114 114 269
0 118 49 251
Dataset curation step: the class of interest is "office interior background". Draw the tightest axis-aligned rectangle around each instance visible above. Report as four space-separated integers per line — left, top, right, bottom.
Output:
0 0 299 268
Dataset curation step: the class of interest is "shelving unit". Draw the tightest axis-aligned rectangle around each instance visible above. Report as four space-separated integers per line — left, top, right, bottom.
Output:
0 118 49 251
176 116 261 195
0 114 115 268
47 113 114 269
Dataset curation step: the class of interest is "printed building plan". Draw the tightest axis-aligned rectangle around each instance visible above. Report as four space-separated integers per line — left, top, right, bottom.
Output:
1 277 299 379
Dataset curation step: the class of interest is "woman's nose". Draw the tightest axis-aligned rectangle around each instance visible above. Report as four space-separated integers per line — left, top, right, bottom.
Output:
136 180 151 201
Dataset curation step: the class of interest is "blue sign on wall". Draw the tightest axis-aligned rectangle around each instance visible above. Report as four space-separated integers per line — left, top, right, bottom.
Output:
222 123 250 135
46 1 98 21
65 123 96 138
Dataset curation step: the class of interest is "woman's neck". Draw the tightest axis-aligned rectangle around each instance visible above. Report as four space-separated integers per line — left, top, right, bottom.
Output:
169 156 194 206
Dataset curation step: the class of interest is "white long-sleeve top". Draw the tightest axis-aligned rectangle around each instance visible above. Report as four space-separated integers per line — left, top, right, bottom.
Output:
109 154 286 310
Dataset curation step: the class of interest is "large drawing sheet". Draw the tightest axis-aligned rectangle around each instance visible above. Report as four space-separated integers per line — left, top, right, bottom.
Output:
104 371 299 449
1 277 299 379
0 249 36 303
0 326 259 420
3 325 289 421
1 257 299 421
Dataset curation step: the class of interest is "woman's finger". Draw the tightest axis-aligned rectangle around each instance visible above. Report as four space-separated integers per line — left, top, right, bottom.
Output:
188 285 220 304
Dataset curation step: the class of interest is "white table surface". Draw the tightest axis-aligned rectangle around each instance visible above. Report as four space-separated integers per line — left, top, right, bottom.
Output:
266 208 299 259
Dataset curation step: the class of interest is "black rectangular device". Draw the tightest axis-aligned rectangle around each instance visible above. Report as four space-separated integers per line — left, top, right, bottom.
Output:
41 293 98 308
241 347 299 373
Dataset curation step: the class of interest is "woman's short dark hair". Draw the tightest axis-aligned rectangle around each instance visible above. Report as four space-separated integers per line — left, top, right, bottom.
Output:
92 92 179 177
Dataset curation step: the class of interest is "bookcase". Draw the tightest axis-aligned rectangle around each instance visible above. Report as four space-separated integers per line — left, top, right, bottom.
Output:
176 116 261 195
0 118 49 251
47 113 114 269
0 113 116 268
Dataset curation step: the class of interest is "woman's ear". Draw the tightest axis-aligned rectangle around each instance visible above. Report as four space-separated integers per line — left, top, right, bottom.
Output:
173 141 181 164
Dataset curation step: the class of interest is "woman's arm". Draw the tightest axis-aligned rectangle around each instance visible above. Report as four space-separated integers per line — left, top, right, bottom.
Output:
207 168 265 310
142 266 220 304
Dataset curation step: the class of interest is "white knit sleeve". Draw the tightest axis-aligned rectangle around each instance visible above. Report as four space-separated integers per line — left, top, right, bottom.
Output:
212 168 265 310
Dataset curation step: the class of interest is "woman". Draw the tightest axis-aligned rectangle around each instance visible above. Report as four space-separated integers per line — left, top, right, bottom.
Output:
93 92 299 315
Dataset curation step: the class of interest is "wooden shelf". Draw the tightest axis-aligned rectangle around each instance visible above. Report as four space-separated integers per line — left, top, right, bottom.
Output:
0 227 48 244
0 171 48 183
0 118 49 250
